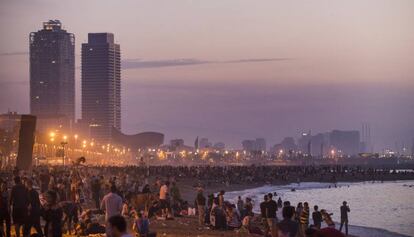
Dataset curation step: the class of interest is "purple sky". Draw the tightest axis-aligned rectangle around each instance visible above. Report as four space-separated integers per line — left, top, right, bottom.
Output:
0 0 413 150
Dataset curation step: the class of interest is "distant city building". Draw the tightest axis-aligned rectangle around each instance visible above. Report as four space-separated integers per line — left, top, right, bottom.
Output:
411 138 414 157
255 138 266 151
213 142 225 150
111 129 164 150
297 130 359 157
170 139 184 149
81 33 121 142
271 137 297 154
329 130 360 156
242 138 266 152
199 138 212 148
242 140 254 151
297 132 312 155
30 20 75 126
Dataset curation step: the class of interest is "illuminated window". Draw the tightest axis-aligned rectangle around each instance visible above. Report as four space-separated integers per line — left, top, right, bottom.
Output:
35 96 39 99
51 60 56 63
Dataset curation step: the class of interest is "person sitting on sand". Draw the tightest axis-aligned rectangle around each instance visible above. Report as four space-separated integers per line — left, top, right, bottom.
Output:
133 211 150 237
226 204 241 230
108 215 133 237
211 198 227 230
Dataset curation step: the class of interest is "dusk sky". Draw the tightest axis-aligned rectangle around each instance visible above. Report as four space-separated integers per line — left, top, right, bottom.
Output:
0 0 413 149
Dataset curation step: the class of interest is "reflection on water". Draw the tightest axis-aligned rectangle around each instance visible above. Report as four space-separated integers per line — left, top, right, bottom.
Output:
225 180 414 236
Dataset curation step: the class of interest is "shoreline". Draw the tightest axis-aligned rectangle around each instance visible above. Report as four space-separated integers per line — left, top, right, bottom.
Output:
176 179 414 237
178 175 414 202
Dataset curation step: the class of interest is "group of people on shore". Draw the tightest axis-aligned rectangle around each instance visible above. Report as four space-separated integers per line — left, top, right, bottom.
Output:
0 164 385 237
192 187 351 237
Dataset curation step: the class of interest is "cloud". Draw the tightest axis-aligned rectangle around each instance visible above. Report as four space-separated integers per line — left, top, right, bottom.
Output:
122 57 291 69
0 51 28 56
122 58 209 69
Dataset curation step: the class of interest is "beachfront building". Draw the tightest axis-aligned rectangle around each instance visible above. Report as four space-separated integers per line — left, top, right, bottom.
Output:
81 33 121 143
30 20 75 125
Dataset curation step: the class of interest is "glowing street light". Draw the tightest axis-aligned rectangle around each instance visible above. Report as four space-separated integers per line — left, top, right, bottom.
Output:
74 134 78 139
63 135 67 141
49 132 55 138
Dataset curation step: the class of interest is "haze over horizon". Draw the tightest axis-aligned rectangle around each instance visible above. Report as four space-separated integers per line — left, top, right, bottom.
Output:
1 0 413 150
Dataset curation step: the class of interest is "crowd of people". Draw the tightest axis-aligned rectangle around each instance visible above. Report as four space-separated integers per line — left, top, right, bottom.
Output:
0 164 404 237
192 189 350 237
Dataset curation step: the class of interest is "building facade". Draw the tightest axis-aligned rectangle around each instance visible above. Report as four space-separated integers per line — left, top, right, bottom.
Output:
81 33 121 142
30 20 75 124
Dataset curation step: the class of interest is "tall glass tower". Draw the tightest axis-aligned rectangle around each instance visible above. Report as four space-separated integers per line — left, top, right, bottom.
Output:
81 33 121 142
30 20 75 122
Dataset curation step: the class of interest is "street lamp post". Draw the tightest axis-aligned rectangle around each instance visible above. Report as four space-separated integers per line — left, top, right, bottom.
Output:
61 141 68 166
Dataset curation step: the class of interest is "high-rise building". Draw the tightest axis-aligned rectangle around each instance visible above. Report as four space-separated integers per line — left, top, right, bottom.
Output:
30 20 75 123
81 33 121 142
329 130 360 156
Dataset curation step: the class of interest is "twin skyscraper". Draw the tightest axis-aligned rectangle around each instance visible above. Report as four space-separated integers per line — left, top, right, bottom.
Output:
30 20 121 142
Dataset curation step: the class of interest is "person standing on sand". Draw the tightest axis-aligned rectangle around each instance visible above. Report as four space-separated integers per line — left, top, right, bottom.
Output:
295 202 303 222
266 193 278 235
277 206 299 237
159 181 170 218
0 180 11 237
312 205 322 229
218 190 225 208
24 179 43 237
237 196 244 213
320 209 335 228
195 189 206 225
299 202 310 237
9 176 29 237
260 195 269 232
101 185 123 237
339 201 350 236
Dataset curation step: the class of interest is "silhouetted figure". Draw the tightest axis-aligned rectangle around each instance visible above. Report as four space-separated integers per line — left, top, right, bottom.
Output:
339 201 350 236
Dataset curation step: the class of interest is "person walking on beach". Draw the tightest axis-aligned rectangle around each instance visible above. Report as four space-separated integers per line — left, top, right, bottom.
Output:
195 189 206 225
312 205 322 229
339 201 350 236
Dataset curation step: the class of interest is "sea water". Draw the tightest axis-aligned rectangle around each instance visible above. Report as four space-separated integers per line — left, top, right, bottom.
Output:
225 180 414 237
